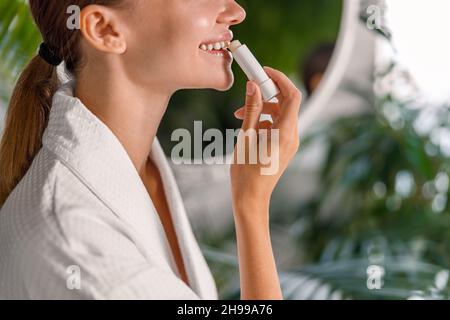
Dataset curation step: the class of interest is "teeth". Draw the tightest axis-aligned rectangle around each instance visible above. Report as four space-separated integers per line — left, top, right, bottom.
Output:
199 41 229 52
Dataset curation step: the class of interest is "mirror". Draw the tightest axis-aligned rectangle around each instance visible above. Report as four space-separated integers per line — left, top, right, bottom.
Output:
386 0 450 104
299 0 363 135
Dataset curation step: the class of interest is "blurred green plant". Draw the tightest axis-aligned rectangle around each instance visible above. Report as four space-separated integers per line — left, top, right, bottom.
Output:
0 0 41 100
202 12 450 300
283 60 450 298
207 57 450 299
202 60 450 299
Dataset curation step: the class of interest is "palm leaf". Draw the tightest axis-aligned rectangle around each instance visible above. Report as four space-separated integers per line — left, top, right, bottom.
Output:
0 0 41 88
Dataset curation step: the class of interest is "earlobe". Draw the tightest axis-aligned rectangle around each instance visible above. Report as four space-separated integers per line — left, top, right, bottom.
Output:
79 5 127 55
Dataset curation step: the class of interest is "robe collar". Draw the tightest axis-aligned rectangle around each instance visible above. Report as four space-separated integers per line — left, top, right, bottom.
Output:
42 80 218 299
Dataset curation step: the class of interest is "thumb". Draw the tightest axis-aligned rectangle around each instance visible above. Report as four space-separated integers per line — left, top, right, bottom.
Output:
242 81 263 131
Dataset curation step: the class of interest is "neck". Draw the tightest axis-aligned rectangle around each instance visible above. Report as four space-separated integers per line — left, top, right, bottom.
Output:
75 67 173 177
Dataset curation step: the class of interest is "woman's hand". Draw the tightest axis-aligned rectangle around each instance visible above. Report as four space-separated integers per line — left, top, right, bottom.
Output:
230 66 302 218
229 67 301 300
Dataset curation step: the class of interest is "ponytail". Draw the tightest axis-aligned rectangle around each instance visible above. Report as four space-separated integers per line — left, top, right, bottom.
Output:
0 55 59 206
0 0 127 207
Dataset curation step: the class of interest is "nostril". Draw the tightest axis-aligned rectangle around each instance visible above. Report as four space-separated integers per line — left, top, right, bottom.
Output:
234 6 247 24
229 13 245 25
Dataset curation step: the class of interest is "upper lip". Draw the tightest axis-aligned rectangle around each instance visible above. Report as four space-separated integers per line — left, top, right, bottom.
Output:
200 30 234 45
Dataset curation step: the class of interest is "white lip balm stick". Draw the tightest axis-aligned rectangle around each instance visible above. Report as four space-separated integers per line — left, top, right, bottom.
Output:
228 40 280 102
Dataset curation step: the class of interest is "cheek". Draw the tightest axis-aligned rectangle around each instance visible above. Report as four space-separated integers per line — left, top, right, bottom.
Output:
123 4 234 89
166 13 209 49
193 15 210 33
125 19 183 79
160 16 209 70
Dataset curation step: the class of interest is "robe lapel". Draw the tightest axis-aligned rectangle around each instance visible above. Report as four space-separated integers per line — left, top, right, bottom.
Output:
150 139 218 299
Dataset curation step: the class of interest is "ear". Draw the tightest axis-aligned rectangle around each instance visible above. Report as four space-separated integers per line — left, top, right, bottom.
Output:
79 5 127 55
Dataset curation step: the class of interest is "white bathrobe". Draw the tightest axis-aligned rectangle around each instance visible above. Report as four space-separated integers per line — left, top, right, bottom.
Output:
0 81 218 300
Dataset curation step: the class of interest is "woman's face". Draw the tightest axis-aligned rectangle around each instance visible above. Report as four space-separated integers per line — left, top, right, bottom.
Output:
121 0 246 93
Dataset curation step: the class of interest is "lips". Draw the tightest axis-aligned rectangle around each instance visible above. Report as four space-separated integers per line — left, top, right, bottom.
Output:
198 30 233 53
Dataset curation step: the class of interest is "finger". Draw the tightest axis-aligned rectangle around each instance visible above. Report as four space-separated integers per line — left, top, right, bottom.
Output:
242 81 264 131
263 67 300 103
234 102 280 120
258 120 273 131
264 67 302 127
234 102 280 118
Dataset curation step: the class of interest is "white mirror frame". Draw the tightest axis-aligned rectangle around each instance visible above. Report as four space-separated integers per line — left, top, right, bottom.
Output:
298 0 360 136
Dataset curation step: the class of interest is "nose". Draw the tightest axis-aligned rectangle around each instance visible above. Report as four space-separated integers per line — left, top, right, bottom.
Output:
218 1 246 26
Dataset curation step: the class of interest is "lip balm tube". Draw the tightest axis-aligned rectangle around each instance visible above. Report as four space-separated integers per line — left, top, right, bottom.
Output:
228 40 280 102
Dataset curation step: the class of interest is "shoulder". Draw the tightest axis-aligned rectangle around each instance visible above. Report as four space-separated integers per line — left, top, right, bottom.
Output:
1 147 109 225
0 146 124 252
0 147 112 254
0 148 128 298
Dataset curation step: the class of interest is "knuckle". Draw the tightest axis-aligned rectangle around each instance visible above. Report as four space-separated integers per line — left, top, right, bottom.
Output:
287 89 302 102
284 135 300 154
245 102 262 112
279 132 292 148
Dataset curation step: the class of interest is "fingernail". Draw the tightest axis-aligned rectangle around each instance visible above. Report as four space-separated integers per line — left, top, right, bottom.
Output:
246 81 256 96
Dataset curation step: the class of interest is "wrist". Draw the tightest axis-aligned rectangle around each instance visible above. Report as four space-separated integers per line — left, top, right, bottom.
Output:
232 196 271 227
232 186 271 206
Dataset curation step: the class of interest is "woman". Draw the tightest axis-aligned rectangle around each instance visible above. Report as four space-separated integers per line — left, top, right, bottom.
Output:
0 0 301 299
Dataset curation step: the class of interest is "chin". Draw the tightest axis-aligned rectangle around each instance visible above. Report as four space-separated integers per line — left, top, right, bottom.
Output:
210 72 235 92
182 69 234 91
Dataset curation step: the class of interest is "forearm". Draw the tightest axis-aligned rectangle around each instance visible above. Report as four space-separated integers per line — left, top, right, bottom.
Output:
232 199 283 300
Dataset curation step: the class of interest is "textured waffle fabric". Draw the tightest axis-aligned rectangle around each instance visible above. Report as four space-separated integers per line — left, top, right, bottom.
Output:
0 81 218 300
